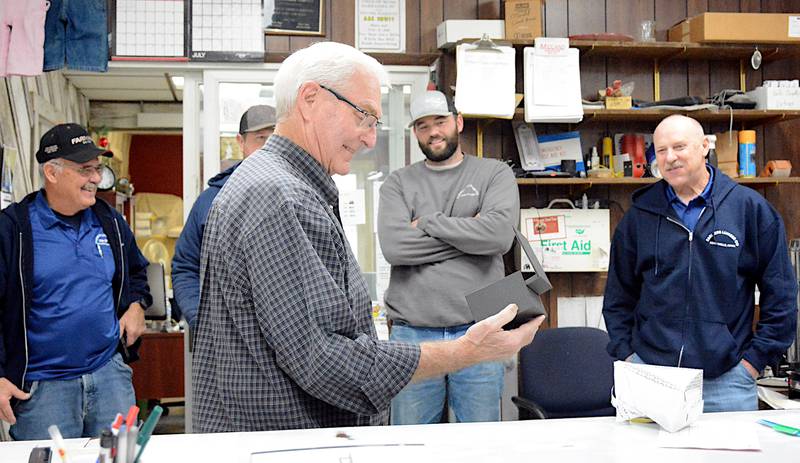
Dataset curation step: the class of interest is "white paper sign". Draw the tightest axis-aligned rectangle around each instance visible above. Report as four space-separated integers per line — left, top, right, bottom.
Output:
789 15 800 38
340 189 366 225
356 0 405 53
375 237 391 304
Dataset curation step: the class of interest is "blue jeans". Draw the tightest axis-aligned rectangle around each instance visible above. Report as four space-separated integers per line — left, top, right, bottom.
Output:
10 353 135 440
44 0 109 72
629 353 757 413
390 323 504 425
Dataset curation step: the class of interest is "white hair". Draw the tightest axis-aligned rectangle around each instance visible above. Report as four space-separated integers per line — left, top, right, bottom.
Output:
274 41 389 120
39 159 63 178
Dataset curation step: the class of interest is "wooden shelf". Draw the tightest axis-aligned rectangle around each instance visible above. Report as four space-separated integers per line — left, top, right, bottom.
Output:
517 177 655 185
510 108 800 127
265 52 439 66
569 40 800 63
478 39 800 63
516 177 800 186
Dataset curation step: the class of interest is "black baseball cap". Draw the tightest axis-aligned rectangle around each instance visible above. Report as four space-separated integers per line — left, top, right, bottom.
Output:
35 123 112 164
239 105 277 134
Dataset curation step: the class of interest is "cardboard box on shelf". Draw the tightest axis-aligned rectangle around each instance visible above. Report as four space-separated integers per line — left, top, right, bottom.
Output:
504 0 543 42
714 131 738 164
668 20 690 42
746 86 800 110
718 161 738 178
605 96 632 109
668 13 800 44
436 20 505 49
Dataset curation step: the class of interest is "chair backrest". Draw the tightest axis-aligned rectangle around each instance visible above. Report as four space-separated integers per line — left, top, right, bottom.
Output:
518 326 615 419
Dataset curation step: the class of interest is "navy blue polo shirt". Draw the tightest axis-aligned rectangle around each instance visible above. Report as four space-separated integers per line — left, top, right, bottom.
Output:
26 192 119 381
665 166 714 232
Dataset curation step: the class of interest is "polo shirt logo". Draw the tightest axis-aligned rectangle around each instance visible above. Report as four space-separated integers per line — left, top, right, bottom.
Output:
705 230 740 248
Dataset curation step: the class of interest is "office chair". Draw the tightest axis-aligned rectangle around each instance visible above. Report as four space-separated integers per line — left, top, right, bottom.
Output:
512 326 615 419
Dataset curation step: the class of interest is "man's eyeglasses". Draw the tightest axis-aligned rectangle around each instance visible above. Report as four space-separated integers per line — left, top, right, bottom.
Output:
319 84 382 130
54 161 103 178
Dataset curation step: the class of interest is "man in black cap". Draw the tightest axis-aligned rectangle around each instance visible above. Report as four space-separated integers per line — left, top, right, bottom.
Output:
0 123 152 440
172 104 276 329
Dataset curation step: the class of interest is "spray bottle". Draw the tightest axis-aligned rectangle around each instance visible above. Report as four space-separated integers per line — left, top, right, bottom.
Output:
706 134 718 168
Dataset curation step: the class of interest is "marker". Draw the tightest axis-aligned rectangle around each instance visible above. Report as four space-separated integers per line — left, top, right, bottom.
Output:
117 425 128 463
126 426 139 463
111 413 123 436
133 405 163 463
124 405 139 429
758 419 800 436
47 425 68 463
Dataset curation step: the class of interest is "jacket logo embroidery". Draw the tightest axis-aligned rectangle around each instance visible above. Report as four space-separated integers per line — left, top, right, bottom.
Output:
705 230 740 248
456 184 479 199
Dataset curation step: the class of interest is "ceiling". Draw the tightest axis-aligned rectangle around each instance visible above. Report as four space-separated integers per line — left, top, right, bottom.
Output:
64 69 182 102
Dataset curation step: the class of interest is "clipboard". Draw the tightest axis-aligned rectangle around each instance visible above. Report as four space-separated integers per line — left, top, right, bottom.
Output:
455 35 516 118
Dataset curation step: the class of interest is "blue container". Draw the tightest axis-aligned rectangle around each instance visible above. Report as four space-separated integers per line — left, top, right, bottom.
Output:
738 130 756 178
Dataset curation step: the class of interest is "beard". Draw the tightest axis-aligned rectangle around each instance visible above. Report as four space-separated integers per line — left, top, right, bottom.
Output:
418 131 459 163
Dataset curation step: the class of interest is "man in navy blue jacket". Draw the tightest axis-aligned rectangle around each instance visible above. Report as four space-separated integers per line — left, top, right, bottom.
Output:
0 123 152 439
172 105 276 329
603 115 798 412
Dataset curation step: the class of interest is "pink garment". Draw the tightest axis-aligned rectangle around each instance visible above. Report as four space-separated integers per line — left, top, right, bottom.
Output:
0 0 47 77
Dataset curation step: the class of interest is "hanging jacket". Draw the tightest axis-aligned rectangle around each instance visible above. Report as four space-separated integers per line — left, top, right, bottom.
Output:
603 166 798 378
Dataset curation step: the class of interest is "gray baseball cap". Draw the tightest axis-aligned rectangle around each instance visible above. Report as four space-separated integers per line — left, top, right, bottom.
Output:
239 105 277 134
408 91 455 127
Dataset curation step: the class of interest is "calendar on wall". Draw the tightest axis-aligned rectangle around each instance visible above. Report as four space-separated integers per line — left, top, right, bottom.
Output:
112 0 188 60
190 0 265 62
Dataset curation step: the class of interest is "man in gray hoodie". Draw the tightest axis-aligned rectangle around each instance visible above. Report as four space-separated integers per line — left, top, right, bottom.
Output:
378 91 520 424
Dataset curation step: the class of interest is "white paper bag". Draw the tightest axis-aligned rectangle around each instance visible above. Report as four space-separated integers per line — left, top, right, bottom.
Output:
612 361 704 432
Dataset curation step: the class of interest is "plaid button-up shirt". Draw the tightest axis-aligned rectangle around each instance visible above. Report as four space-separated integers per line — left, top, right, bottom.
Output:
192 136 420 432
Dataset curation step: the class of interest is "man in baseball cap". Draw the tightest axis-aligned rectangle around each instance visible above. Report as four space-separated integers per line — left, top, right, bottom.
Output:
173 104 276 330
0 122 151 439
237 104 277 157
378 90 521 425
407 89 455 128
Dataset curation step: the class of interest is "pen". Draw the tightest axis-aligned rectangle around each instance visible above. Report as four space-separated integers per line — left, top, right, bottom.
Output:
133 405 163 463
757 419 800 436
47 424 68 463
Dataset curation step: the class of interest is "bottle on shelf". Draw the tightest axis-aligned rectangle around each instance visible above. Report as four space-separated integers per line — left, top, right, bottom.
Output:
602 136 615 176
738 130 757 178
706 134 718 168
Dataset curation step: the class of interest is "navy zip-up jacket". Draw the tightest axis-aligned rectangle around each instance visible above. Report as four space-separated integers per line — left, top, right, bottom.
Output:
172 163 239 329
603 167 798 378
0 191 152 391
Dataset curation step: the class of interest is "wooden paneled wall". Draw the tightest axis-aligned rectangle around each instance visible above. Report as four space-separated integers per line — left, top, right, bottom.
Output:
1 72 90 201
285 0 800 326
